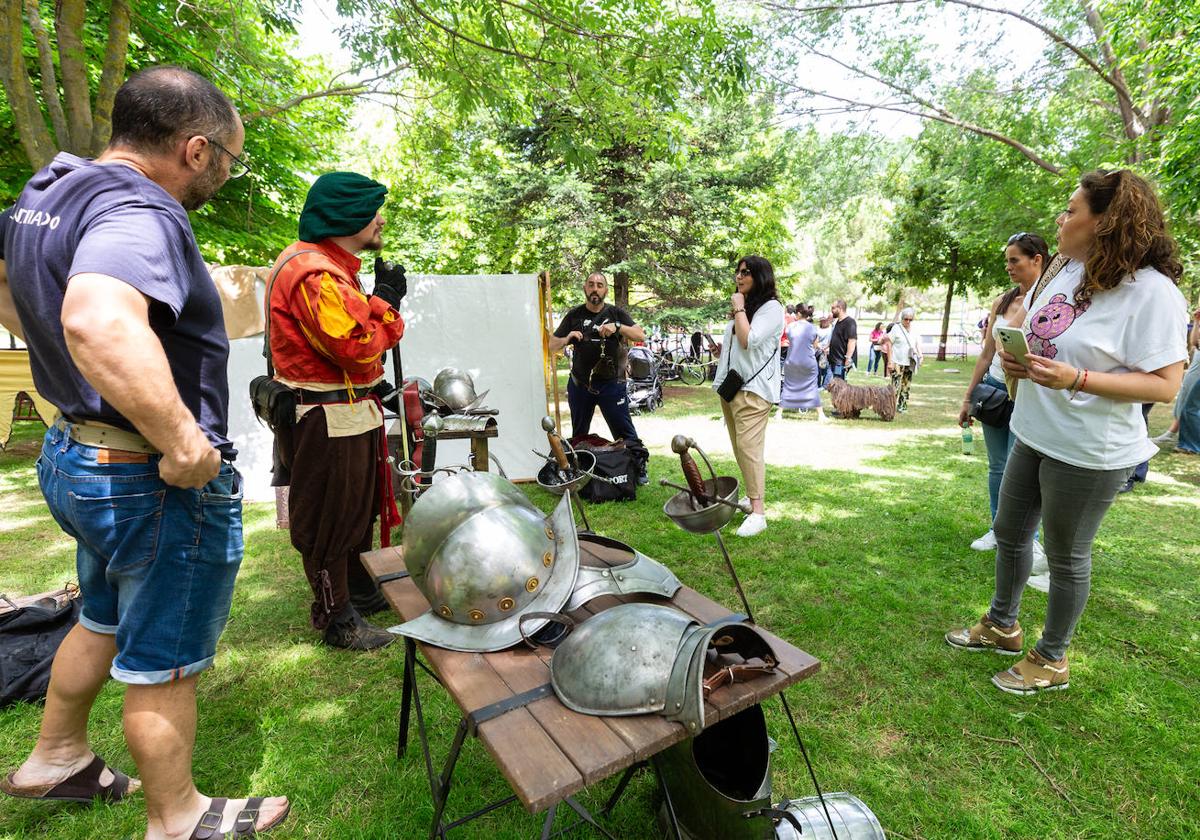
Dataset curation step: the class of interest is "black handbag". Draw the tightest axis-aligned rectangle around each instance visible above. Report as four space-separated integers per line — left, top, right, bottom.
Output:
248 249 319 430
716 369 744 402
718 344 777 403
1 585 81 706
969 381 1013 427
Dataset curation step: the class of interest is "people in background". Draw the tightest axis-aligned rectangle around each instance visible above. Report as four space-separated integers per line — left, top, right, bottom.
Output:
882 309 922 412
958 233 1051 590
780 303 798 362
947 169 1188 695
827 299 858 380
778 303 826 421
1170 307 1200 453
549 271 649 483
712 256 784 537
1150 307 1200 450
867 322 885 376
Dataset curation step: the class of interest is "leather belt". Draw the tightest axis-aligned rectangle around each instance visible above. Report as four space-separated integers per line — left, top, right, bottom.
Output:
55 416 159 455
296 388 374 405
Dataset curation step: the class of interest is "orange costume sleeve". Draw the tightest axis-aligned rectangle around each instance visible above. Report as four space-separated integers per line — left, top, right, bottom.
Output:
288 269 405 375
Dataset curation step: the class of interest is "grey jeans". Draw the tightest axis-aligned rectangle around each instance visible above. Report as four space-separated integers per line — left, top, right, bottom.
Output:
988 439 1133 661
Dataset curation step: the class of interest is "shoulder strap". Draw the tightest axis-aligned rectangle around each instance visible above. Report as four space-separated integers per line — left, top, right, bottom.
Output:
1027 252 1069 312
262 248 321 377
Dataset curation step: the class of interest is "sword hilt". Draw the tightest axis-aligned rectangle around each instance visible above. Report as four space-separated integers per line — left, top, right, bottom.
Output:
671 434 708 499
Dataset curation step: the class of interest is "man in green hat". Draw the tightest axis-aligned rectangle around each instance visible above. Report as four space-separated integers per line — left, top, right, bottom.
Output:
266 171 408 650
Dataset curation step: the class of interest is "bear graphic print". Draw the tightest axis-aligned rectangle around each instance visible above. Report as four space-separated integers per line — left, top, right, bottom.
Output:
1027 293 1090 359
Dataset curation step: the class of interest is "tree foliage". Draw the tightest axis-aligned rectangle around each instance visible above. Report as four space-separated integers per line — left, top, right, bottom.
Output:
354 88 801 314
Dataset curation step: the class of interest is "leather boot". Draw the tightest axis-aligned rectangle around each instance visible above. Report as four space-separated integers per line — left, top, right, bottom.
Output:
349 586 390 616
322 604 395 651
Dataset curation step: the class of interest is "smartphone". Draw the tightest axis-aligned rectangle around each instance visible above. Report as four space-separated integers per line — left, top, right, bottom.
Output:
996 327 1031 366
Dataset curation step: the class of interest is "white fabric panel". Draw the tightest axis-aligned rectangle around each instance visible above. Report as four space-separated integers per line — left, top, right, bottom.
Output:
392 274 545 482
227 334 278 501
221 272 547 501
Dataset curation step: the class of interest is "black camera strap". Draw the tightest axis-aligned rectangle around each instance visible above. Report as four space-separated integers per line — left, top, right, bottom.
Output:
262 248 320 377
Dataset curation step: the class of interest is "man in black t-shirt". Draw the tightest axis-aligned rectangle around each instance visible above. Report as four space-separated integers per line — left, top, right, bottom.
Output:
549 272 648 482
828 299 858 381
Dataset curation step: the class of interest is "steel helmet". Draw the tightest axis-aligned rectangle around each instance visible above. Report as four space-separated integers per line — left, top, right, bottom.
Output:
392 471 580 652
548 603 777 733
432 367 480 411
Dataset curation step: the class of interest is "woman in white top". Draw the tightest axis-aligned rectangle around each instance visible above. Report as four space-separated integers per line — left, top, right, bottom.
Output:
712 256 784 537
881 309 922 412
947 170 1188 696
957 233 1050 576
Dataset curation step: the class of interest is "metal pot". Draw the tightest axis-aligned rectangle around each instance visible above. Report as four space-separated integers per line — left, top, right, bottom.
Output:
773 792 884 840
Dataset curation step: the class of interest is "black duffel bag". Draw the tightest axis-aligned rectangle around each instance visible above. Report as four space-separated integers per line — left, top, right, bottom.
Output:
571 435 637 503
969 381 1014 428
1 584 82 706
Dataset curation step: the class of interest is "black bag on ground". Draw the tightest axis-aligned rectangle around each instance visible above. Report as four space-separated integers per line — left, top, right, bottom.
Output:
571 435 637 502
969 381 1013 428
1 585 82 706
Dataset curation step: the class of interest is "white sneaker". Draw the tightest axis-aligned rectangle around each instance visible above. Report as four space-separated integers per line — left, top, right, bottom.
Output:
737 513 767 537
1027 573 1050 593
971 530 997 551
1031 540 1049 576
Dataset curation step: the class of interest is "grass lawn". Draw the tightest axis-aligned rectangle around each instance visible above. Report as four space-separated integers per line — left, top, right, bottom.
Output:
2 360 1198 839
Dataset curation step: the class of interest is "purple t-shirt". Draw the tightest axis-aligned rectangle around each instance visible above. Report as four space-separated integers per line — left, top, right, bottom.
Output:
0 153 233 455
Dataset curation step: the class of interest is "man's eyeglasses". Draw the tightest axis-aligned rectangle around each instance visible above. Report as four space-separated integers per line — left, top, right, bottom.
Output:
1007 232 1031 245
207 138 251 179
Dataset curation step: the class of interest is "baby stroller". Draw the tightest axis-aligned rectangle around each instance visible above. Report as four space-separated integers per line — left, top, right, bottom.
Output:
626 345 663 413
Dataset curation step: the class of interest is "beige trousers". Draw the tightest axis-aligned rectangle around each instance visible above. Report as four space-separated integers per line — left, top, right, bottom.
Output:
719 390 771 501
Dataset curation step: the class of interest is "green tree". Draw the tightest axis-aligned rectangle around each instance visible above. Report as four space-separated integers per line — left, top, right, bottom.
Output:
0 1 392 262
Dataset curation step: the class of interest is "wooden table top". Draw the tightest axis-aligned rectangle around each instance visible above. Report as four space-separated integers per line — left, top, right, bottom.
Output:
362 538 820 814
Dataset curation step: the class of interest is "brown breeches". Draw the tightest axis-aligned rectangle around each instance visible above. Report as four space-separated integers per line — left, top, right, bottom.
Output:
277 409 379 628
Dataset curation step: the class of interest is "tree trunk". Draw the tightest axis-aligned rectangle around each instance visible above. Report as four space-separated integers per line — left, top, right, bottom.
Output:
613 270 630 309
55 0 93 153
1 0 55 166
24 0 68 147
938 246 958 362
90 0 131 154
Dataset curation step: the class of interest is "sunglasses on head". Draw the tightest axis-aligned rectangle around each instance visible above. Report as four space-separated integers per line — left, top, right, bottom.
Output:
1007 232 1031 245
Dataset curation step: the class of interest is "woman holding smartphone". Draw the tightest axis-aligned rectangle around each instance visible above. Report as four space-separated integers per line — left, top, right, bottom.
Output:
958 233 1050 585
946 170 1188 695
712 256 784 537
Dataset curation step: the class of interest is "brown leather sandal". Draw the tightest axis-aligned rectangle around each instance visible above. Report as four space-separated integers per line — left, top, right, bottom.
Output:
188 797 292 839
0 753 137 804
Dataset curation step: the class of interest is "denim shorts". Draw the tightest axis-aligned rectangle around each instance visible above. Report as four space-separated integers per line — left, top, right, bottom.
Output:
36 423 243 684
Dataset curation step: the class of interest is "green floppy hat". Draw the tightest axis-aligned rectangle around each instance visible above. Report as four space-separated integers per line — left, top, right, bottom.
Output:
298 171 387 242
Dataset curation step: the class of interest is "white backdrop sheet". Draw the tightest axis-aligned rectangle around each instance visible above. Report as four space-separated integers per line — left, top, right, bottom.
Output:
224 272 547 501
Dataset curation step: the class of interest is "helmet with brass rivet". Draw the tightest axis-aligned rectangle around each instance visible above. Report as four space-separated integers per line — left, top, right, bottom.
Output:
391 471 580 652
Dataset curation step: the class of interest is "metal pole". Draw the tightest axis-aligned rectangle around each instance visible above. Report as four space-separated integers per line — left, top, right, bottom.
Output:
712 530 756 625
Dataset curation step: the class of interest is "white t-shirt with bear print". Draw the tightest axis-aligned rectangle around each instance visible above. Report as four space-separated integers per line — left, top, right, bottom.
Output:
1010 259 1188 470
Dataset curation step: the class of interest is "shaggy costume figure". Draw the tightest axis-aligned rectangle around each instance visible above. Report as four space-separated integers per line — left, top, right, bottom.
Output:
827 377 896 421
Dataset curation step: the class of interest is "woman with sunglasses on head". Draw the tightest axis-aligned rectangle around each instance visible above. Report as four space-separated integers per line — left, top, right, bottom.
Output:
946 170 1188 695
958 233 1051 588
712 256 785 537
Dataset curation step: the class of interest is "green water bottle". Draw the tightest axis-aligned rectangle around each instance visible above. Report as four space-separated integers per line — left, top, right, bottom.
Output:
961 421 974 455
